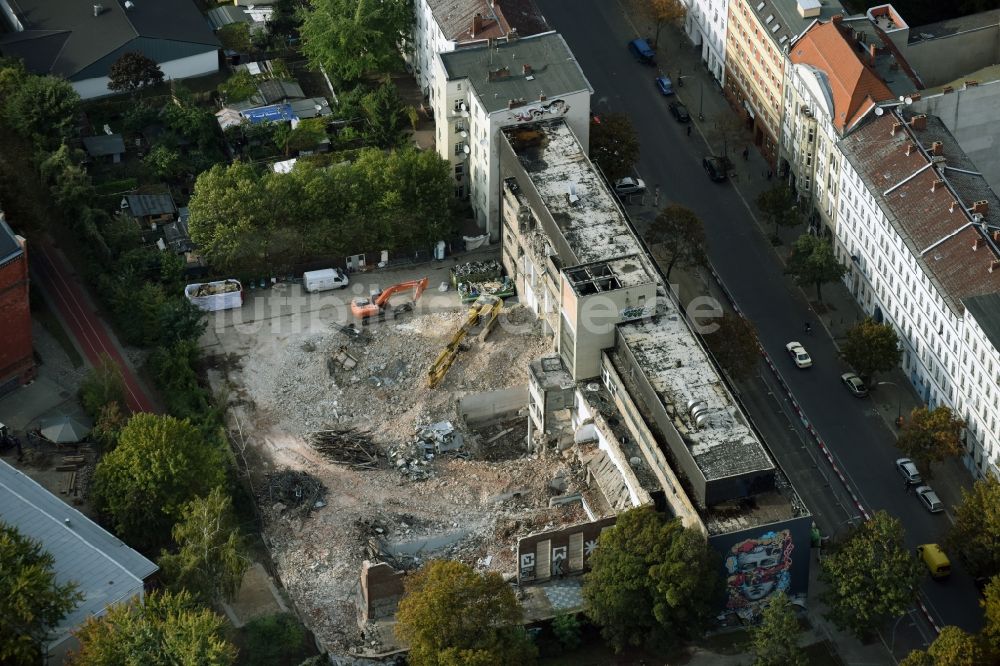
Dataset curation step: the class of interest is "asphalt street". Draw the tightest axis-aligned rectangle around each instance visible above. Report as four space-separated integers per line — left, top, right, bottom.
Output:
536 0 983 634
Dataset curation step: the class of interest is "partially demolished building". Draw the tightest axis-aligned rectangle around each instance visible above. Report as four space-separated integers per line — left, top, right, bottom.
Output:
499 119 812 620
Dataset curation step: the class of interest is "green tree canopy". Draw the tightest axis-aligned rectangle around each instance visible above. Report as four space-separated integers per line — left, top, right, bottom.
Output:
92 413 227 549
843 317 902 383
0 63 80 147
644 0 686 48
945 477 1000 580
646 204 707 279
361 79 407 148
982 575 1000 656
583 506 721 652
704 312 760 381
80 354 126 418
897 406 964 480
751 592 807 666
1 522 83 664
300 0 413 84
395 559 537 666
217 23 253 53
589 112 640 182
819 511 922 639
159 487 250 603
71 590 236 665
107 51 164 93
899 626 989 666
785 233 846 304
756 184 802 237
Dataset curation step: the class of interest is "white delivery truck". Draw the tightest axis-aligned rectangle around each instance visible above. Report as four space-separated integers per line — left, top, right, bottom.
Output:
184 279 244 311
303 268 349 293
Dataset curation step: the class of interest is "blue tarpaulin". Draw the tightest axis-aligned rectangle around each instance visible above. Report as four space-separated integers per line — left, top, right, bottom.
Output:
241 104 296 124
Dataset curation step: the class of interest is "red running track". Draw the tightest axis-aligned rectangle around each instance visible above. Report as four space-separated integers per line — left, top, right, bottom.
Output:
31 241 157 414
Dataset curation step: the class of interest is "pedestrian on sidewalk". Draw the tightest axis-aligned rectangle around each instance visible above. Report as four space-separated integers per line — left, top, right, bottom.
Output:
742 147 749 161
653 185 661 207
686 125 692 137
767 170 773 180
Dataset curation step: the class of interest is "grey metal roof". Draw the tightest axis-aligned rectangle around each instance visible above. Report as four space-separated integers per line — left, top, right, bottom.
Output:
741 0 843 50
0 215 23 266
207 5 250 30
258 79 305 104
126 193 177 218
0 460 157 646
964 293 1000 353
441 32 591 114
0 0 219 80
82 134 126 157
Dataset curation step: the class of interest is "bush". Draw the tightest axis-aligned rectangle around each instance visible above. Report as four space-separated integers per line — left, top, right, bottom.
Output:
80 355 126 417
552 613 582 651
241 614 308 666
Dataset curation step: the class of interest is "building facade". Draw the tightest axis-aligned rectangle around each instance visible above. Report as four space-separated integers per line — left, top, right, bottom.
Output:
724 0 841 166
837 110 1000 478
684 0 729 84
434 33 591 239
780 11 918 238
0 214 34 396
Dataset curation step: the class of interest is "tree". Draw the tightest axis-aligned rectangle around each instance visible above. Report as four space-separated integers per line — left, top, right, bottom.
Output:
982 575 1000 655
159 488 250 603
1 522 83 664
583 506 721 652
0 67 80 147
710 114 746 160
79 354 126 418
899 626 989 666
819 511 922 639
785 233 846 304
217 23 252 53
217 70 257 104
551 613 582 651
274 118 328 157
944 477 1000 580
361 79 406 147
843 318 901 383
643 0 687 48
299 0 413 84
91 401 126 450
71 590 236 665
646 204 707 279
107 52 164 93
395 559 537 666
92 413 227 549
756 184 802 238
241 614 308 666
589 112 640 182
705 312 760 381
897 406 964 480
144 145 186 180
750 592 806 666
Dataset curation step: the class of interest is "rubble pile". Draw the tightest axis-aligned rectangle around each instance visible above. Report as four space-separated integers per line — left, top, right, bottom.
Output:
308 427 380 469
264 470 327 515
387 421 468 480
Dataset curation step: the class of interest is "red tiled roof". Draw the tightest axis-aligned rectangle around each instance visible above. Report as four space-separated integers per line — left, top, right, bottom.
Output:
790 21 893 133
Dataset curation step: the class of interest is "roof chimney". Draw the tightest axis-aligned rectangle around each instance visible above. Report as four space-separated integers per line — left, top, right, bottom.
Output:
488 66 510 82
832 14 844 24
905 143 916 156
973 200 989 216
943 85 954 94
522 64 532 76
909 114 927 130
931 141 943 156
966 80 980 88
472 13 483 37
891 122 904 136
974 236 986 250
990 259 1000 273
931 179 944 192
93 3 103 16
539 93 547 101
868 43 878 66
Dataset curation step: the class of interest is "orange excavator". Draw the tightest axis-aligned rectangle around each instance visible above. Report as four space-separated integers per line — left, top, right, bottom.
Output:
351 277 429 322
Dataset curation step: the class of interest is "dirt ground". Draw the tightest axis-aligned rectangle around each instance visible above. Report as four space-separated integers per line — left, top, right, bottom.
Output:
200 261 585 653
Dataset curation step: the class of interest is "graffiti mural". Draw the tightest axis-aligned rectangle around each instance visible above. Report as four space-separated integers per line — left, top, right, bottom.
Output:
508 99 570 123
724 529 794 619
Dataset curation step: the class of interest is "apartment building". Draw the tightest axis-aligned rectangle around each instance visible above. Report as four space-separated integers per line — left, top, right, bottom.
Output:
684 0 730 84
0 213 34 396
433 33 592 239
780 9 919 237
837 110 1000 478
725 0 842 166
499 119 812 620
407 0 549 101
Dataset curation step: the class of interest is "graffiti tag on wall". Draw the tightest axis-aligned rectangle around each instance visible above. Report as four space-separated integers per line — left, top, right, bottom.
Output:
508 99 570 124
724 529 794 620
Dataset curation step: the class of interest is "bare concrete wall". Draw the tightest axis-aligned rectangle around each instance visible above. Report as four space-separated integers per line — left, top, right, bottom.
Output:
910 83 1000 193
358 561 406 623
457 387 527 424
903 27 1000 88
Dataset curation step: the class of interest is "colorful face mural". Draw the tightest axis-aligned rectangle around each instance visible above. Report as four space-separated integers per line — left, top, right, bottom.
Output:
724 529 794 619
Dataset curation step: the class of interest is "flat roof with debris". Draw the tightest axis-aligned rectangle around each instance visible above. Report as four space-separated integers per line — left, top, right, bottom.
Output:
616 314 775 482
441 32 591 114
503 120 657 275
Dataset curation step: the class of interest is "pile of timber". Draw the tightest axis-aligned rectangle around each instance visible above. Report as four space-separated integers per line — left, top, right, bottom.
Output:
307 427 380 469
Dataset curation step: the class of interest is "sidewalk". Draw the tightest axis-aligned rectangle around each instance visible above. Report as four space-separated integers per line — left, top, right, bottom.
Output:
647 18 974 515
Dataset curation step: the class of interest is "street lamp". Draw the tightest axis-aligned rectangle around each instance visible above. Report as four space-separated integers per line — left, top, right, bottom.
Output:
877 381 903 426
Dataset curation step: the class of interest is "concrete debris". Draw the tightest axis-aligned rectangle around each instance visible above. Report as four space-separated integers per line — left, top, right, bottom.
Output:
264 470 326 516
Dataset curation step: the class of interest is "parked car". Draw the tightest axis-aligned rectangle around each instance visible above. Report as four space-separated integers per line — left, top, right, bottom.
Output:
655 75 674 96
915 485 944 513
895 457 922 485
785 341 812 368
628 38 656 65
614 177 646 196
702 156 728 182
668 101 690 122
917 544 951 579
303 268 349 293
840 372 869 397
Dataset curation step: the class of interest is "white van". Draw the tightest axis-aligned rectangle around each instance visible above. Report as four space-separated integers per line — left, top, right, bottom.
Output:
303 268 349 293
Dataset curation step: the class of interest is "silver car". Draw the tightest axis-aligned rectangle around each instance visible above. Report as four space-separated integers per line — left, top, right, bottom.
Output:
916 486 944 513
841 372 869 397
